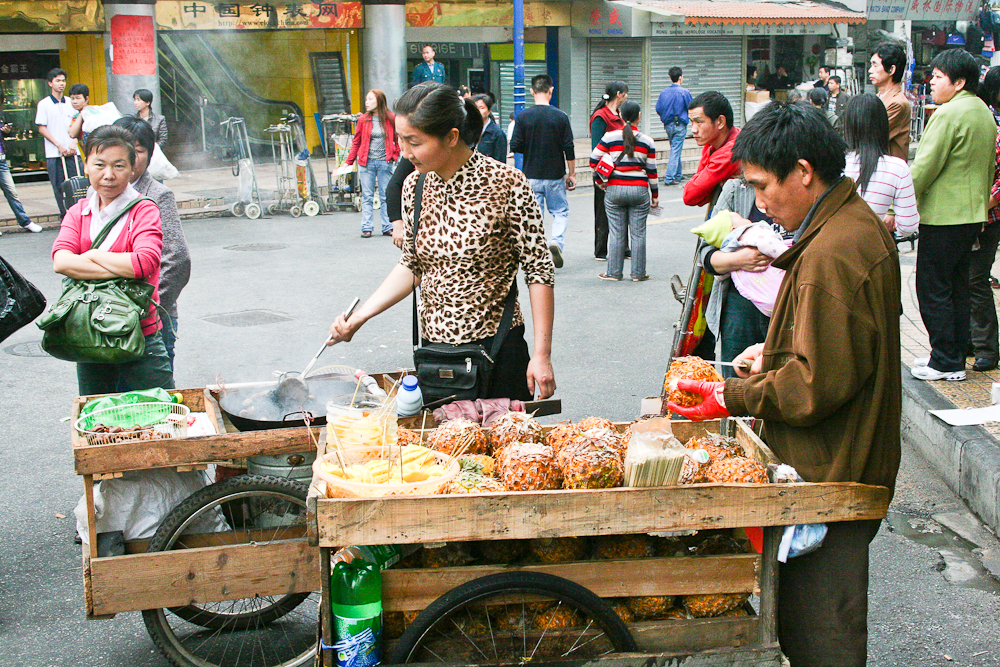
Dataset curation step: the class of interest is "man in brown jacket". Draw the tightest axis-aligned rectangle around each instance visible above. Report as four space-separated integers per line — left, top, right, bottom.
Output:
669 102 901 667
870 41 911 161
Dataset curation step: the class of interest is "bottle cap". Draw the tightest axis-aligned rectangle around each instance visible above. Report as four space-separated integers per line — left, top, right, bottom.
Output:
402 375 419 390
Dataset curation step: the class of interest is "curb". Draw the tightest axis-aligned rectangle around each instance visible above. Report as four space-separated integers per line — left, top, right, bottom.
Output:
901 365 1000 532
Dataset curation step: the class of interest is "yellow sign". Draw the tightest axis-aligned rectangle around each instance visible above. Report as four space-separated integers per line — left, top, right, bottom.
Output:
405 2 571 28
0 0 104 32
156 1 363 30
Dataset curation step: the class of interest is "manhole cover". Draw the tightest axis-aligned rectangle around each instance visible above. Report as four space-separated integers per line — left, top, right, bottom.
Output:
201 310 295 327
4 340 50 357
224 243 289 252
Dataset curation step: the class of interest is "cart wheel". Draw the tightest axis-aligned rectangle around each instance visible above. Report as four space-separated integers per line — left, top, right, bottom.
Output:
267 204 278 216
289 205 303 218
302 200 320 217
389 571 637 664
353 195 362 212
245 203 262 220
142 475 317 667
230 202 245 217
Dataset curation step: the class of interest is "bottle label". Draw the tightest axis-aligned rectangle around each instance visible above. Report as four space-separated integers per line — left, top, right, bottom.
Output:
358 544 403 569
333 608 381 667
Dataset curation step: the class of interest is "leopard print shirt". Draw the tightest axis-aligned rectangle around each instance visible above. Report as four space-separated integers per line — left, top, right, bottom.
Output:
400 151 555 345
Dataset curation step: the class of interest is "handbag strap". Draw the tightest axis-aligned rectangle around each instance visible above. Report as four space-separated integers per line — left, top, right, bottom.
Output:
91 197 152 249
410 174 517 360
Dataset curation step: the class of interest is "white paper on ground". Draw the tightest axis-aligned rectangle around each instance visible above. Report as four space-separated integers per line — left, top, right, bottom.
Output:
929 405 1000 426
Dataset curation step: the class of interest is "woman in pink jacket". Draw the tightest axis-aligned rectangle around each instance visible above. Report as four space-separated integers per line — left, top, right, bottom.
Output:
51 124 172 395
346 89 401 237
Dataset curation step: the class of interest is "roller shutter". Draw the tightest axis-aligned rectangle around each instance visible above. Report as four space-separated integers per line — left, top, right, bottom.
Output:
589 39 646 135
496 61 549 122
649 37 744 139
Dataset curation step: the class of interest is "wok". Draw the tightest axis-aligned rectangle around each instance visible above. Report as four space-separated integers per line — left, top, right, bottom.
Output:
217 371 358 431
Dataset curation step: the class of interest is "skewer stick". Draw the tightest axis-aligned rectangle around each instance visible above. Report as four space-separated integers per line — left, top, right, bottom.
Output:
350 377 363 405
419 411 428 443
447 432 476 468
328 424 348 472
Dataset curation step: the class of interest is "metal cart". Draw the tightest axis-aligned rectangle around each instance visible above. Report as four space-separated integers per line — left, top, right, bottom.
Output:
320 113 362 212
220 117 264 220
264 113 324 218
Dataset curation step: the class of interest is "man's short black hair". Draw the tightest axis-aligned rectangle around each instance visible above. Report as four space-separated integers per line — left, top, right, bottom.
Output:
689 91 733 129
873 42 907 84
929 48 981 95
669 66 683 83
829 75 842 85
46 68 66 82
819 66 830 74
531 74 553 94
732 101 847 186
113 115 156 157
68 83 89 98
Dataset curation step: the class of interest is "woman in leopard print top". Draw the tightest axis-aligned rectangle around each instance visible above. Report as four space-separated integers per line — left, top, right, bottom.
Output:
328 83 556 400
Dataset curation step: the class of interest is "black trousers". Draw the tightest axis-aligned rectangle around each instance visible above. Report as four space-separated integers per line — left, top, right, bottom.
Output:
778 519 882 667
915 222 980 372
969 222 1000 365
594 187 609 258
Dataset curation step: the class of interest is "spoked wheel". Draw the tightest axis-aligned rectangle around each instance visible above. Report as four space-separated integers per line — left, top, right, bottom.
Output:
302 200 320 217
389 572 637 664
230 202 245 217
245 202 262 220
289 205 303 218
142 476 318 667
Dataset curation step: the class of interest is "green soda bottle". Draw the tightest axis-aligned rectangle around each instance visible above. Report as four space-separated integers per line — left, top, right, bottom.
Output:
331 559 382 667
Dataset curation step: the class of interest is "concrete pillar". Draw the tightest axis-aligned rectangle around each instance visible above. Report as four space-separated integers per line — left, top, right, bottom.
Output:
103 1 160 117
362 4 407 108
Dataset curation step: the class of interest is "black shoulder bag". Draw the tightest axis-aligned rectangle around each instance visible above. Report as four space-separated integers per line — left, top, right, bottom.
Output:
410 174 518 404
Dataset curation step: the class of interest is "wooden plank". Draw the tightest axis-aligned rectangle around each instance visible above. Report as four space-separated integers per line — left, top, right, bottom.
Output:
757 526 780 645
123 526 309 554
83 475 98 559
314 483 890 547
631 616 760 654
320 546 334 667
89 540 320 616
379 556 759 612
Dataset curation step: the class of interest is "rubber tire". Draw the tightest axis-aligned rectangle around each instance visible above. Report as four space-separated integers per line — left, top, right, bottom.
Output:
142 476 314 667
267 204 278 216
245 203 262 220
289 205 302 218
353 195 362 212
302 200 320 217
230 202 245 217
389 571 638 664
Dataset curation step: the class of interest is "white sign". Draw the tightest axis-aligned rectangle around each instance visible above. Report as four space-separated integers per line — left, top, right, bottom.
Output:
652 22 836 37
867 0 979 21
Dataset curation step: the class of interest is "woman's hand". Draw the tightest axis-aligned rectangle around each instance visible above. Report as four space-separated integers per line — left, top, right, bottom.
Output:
328 312 363 344
526 354 556 399
734 343 765 378
391 219 404 249
710 247 772 274
883 213 897 232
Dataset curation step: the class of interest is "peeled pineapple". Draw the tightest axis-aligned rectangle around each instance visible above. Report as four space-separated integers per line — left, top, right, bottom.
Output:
427 418 489 456
663 356 723 409
557 436 623 489
683 592 749 617
497 442 563 491
592 533 655 560
705 456 769 484
527 537 589 563
489 411 544 452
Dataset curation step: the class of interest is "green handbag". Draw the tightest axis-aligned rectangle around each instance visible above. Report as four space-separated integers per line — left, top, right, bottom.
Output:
38 197 157 364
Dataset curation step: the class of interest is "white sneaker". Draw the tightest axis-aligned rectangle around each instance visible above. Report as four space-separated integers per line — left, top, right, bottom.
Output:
24 222 42 233
912 357 930 367
910 365 965 381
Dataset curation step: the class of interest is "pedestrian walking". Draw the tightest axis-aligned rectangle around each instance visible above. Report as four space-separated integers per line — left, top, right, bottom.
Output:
590 101 657 282
509 74 576 268
909 49 996 381
841 94 919 235
132 89 167 149
345 89 400 238
0 91 40 233
655 67 693 187
411 45 446 86
35 67 80 217
590 81 628 260
473 94 507 164
869 42 911 161
682 91 741 208
827 75 851 123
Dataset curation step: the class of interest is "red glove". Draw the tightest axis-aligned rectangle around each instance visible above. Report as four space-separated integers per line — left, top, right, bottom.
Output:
666 379 730 421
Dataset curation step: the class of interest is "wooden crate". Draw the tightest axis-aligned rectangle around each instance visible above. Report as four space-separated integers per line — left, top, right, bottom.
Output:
310 418 891 666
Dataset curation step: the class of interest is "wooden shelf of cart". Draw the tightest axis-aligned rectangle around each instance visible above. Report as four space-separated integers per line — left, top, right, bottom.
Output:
309 418 891 666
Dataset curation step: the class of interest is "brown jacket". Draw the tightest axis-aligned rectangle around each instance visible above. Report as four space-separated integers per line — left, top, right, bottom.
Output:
724 177 901 494
883 90 911 162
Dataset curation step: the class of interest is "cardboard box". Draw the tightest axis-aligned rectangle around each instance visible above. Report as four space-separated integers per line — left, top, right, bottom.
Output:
746 90 771 103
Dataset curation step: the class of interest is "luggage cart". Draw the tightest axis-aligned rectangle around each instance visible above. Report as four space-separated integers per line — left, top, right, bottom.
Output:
220 117 264 219
320 113 362 212
264 113 323 218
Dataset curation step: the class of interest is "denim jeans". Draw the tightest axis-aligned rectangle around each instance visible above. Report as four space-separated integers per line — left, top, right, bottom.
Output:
0 159 32 227
604 184 649 280
528 178 569 249
664 121 687 184
46 155 81 217
160 313 178 371
359 159 394 233
76 331 175 395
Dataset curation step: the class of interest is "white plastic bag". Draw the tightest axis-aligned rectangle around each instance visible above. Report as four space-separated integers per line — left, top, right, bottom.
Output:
81 102 124 133
773 463 828 562
148 143 179 181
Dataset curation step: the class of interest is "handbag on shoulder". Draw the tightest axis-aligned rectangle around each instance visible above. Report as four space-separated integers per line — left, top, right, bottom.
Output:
0 254 47 344
410 174 518 404
37 197 156 364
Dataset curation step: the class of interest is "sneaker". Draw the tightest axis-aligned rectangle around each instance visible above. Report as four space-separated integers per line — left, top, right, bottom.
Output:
912 357 930 367
24 222 42 233
361 230 372 238
594 256 607 261
910 365 966 381
549 243 564 269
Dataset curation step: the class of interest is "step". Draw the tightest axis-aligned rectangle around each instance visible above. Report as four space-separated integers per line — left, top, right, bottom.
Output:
0 196 226 231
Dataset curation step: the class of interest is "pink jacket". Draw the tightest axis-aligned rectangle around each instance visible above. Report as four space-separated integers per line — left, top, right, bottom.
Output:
346 112 400 166
52 198 164 336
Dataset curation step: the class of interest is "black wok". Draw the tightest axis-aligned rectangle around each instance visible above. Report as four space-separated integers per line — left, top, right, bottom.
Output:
218 372 358 431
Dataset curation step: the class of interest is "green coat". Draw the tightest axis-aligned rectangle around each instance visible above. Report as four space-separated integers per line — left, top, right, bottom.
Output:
910 90 996 226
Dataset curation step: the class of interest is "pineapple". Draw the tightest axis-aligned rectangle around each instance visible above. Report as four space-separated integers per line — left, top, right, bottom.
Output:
721 605 750 617
545 423 581 454
663 356 723 411
427 418 489 456
532 606 583 630
705 456 769 484
458 454 495 477
497 442 563 491
421 542 474 568
527 537 589 563
664 606 690 620
683 592 749 617
577 416 615 431
444 470 505 494
679 435 747 484
592 533 655 560
557 436 623 489
489 411 544 452
610 599 635 624
396 427 423 448
694 533 748 556
382 610 421 639
473 539 527 565
626 596 676 620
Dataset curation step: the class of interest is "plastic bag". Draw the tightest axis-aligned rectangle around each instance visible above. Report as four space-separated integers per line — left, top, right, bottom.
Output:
148 144 179 181
773 463 828 561
81 102 123 133
236 158 254 202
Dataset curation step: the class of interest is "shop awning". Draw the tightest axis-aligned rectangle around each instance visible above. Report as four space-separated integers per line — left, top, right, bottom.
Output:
613 0 866 25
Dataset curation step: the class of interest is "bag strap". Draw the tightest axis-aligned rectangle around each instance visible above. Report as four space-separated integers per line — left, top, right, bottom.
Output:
91 197 153 249
410 174 517 359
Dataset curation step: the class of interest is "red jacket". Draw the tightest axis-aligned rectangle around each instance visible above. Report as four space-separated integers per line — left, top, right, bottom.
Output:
346 112 400 166
683 126 741 207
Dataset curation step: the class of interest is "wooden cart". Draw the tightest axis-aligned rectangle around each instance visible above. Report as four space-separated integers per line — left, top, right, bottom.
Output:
308 418 890 666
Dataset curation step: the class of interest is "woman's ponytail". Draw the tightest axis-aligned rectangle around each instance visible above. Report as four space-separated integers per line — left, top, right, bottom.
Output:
461 96 484 146
619 100 640 158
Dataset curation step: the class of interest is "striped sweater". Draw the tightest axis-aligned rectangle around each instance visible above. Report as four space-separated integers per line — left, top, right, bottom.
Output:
589 127 658 197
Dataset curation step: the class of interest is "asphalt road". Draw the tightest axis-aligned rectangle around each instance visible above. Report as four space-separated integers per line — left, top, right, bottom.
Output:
1 186 998 666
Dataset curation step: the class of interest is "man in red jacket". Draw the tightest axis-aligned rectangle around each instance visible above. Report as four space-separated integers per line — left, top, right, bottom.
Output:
683 91 741 207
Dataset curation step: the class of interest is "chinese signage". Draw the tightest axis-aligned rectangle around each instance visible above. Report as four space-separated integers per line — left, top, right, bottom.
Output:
111 15 156 76
156 2 363 30
572 1 649 37
0 52 61 81
867 0 978 20
0 0 104 33
404 2 570 28
652 22 835 37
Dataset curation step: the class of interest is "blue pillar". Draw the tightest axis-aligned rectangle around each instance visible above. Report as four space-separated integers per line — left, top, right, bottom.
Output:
513 0 525 171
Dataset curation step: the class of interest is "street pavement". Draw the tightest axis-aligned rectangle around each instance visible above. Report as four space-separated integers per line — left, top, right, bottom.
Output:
1 189 999 665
